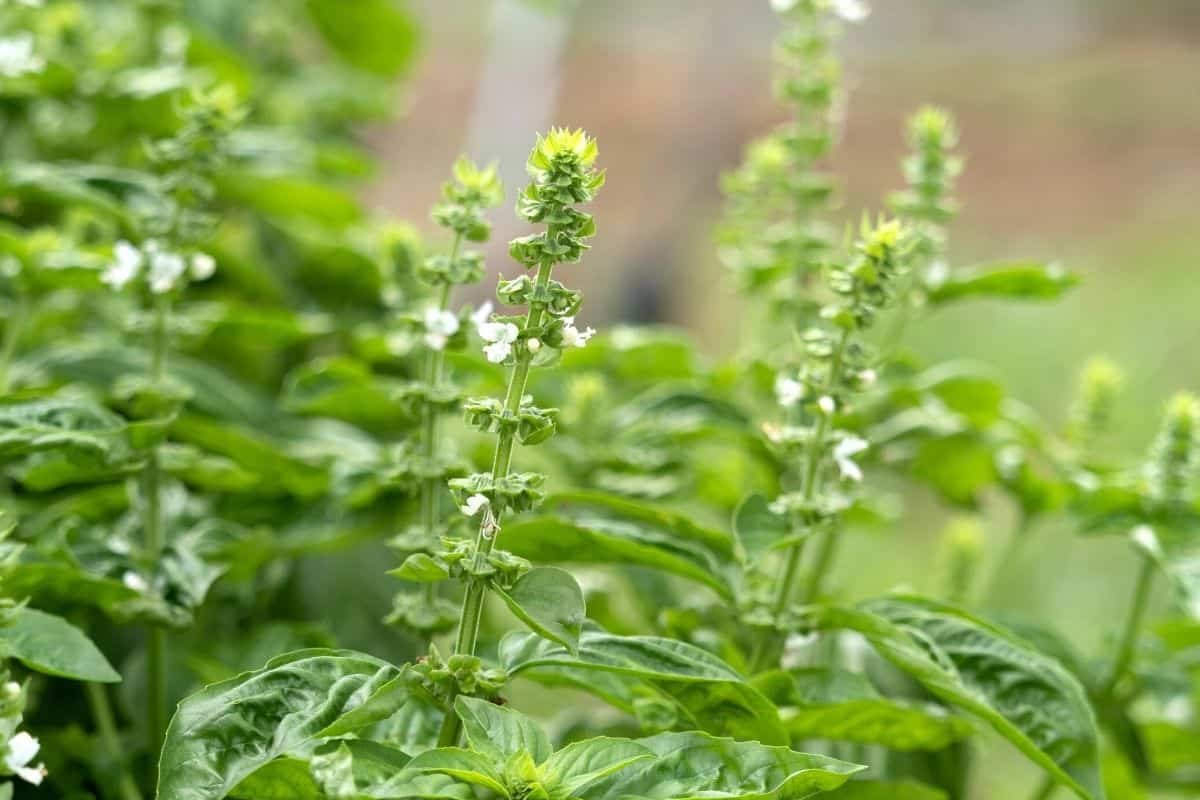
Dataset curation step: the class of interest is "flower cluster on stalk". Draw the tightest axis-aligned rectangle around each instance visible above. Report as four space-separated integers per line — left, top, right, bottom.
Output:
718 0 864 322
388 158 503 636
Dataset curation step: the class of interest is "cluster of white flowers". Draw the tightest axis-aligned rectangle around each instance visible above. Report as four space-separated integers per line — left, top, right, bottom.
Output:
0 33 44 79
4 730 46 786
474 305 595 364
101 240 216 294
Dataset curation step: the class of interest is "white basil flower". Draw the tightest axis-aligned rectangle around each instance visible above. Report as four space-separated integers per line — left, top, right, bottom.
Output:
148 250 187 294
470 301 494 332
479 321 519 364
559 317 595 349
5 731 47 786
423 307 460 351
831 0 870 22
122 571 148 592
0 34 44 79
190 252 216 281
833 435 869 482
774 376 805 407
460 493 490 517
101 240 143 290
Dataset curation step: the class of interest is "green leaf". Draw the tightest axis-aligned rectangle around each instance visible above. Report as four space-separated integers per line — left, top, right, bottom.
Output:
542 738 654 794
495 566 586 654
909 433 997 507
501 628 786 745
230 758 322 799
0 394 131 465
754 668 974 751
503 493 738 600
454 696 552 764
158 649 408 800
580 731 863 800
814 595 1103 800
925 261 1077 305
305 0 419 77
733 494 790 564
392 553 450 583
400 748 509 797
0 607 120 683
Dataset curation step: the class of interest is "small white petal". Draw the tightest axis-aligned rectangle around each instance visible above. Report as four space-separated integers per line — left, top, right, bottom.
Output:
5 732 39 771
818 395 836 415
526 338 541 353
2 682 19 700
423 307 460 338
423 332 447 351
148 250 187 294
479 321 519 344
774 376 804 407
470 301 494 331
831 0 870 22
16 763 46 785
460 494 490 517
1131 524 1161 556
189 252 216 281
833 435 869 482
483 340 512 364
122 571 148 592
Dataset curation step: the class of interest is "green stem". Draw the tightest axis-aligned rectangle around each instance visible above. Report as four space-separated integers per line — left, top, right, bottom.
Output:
750 327 852 673
0 291 28 395
144 295 170 764
438 262 554 746
1098 553 1155 699
85 683 145 800
418 238 459 639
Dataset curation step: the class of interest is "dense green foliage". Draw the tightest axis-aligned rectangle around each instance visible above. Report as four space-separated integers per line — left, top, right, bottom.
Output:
0 1 1195 800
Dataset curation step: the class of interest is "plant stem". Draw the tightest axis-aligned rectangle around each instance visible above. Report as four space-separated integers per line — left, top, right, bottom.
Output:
0 290 28 395
750 327 851 673
144 295 170 762
85 683 145 800
438 262 554 747
1098 553 1155 699
418 239 460 638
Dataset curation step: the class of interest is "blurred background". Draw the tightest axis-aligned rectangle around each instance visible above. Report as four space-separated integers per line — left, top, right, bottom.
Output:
354 0 1200 673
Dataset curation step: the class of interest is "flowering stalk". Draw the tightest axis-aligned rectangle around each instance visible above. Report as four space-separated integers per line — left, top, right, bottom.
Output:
388 158 502 640
1101 394 1199 696
100 88 237 759
752 219 912 671
719 0 861 324
437 129 602 746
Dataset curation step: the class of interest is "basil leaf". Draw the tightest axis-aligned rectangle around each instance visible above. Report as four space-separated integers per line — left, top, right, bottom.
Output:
754 668 973 751
494 566 586 654
924 261 1076 305
158 649 407 800
454 696 552 765
542 737 654 794
581 731 863 800
503 493 738 600
815 595 1103 799
0 606 120 683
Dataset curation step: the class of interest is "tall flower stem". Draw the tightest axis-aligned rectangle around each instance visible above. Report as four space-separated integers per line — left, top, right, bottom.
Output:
143 295 170 760
439 263 552 747
418 242 460 622
751 328 851 672
85 683 144 800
